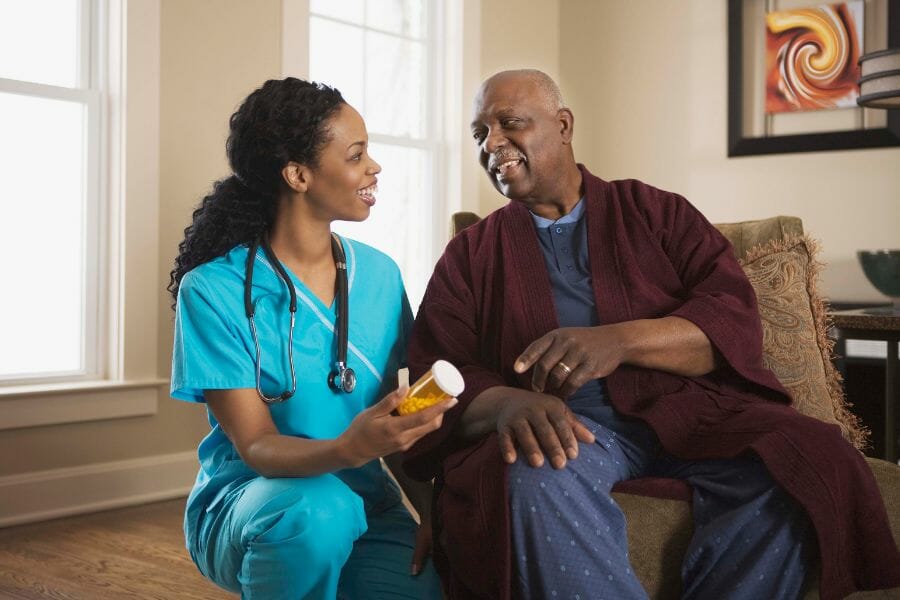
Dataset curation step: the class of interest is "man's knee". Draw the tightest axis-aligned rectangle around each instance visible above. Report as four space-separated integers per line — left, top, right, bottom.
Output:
507 453 619 506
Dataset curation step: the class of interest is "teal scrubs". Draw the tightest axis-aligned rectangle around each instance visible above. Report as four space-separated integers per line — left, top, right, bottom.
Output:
171 237 441 599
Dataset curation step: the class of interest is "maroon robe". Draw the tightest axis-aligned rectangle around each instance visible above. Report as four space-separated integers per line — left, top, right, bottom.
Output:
404 166 900 599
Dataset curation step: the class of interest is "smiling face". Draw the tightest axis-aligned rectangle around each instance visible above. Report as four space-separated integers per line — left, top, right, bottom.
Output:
470 73 574 206
302 103 381 222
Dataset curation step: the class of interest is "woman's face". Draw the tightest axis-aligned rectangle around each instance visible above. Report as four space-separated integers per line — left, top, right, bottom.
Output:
304 104 381 222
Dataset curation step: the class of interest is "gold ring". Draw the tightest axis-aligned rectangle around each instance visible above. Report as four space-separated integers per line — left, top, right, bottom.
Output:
555 361 573 376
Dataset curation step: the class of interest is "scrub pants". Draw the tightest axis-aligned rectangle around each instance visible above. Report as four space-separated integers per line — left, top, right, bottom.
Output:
191 473 442 599
509 406 815 600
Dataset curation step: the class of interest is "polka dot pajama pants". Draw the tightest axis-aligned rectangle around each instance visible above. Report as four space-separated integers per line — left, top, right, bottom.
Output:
508 408 813 599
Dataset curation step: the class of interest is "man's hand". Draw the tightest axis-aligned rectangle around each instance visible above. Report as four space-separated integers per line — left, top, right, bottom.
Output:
496 389 595 469
514 326 626 398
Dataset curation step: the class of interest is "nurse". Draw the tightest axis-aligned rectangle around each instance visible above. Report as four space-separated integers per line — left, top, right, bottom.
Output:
167 77 452 599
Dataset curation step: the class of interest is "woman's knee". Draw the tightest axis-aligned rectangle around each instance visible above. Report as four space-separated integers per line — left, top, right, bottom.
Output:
239 475 367 564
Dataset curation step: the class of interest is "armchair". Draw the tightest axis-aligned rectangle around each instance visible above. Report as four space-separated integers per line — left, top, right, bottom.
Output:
447 211 900 599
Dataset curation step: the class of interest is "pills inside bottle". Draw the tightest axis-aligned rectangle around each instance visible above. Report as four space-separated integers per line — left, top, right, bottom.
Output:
396 360 465 415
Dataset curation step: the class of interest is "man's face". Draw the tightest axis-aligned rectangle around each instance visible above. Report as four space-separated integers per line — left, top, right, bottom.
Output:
470 76 568 203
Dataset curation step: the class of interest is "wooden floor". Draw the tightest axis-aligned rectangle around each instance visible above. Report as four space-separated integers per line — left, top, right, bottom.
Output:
0 499 229 599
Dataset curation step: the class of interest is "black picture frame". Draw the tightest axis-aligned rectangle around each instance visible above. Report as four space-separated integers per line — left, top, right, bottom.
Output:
727 0 900 157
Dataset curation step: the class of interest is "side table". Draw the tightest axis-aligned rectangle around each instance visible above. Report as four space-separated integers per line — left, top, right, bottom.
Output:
828 308 900 464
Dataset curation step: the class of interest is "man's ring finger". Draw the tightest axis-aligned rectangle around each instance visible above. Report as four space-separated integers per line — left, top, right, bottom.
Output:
555 361 573 376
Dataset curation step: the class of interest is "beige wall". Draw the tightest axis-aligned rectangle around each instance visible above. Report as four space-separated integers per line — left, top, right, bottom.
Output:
560 0 900 303
159 0 284 382
476 0 561 214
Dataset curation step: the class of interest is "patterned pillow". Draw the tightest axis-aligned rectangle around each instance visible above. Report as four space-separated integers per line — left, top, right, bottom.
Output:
740 235 868 449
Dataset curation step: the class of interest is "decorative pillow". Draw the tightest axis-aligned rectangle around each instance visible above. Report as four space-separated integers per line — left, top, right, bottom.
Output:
740 234 868 449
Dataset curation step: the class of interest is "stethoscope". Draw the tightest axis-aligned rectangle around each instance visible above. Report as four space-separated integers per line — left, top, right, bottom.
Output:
243 233 356 404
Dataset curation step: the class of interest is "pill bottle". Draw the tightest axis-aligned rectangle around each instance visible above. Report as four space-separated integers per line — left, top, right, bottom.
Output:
397 360 465 415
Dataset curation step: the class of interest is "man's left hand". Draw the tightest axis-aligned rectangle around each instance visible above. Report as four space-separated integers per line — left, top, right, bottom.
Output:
513 326 625 397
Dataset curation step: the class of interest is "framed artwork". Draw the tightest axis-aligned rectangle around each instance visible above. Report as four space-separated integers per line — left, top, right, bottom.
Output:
728 0 900 156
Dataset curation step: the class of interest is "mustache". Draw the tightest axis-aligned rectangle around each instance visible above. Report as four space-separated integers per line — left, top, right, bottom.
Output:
487 151 525 171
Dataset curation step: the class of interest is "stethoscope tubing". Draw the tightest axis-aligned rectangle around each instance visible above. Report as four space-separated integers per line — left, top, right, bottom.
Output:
328 234 356 393
248 312 297 403
243 233 353 403
333 237 349 369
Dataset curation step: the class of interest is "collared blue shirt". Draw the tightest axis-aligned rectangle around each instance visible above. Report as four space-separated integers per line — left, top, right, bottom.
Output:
531 199 606 406
531 199 597 330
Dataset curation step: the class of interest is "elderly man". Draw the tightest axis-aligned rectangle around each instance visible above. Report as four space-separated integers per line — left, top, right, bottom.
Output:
403 70 900 599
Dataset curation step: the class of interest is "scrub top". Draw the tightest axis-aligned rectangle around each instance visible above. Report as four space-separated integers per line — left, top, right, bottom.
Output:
170 236 413 552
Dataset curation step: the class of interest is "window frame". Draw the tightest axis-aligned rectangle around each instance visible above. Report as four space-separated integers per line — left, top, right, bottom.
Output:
0 0 165 429
284 0 470 308
0 0 107 386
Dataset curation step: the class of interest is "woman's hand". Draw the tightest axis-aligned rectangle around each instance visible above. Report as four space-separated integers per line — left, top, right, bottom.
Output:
410 516 433 576
339 388 457 468
381 452 437 577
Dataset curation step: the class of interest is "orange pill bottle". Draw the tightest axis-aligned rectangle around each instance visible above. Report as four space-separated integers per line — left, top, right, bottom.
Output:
397 360 465 415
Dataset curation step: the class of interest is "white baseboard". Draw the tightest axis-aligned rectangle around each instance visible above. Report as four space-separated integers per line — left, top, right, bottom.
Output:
0 450 197 528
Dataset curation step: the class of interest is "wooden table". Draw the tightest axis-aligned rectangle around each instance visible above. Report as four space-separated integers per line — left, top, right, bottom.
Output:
829 308 900 463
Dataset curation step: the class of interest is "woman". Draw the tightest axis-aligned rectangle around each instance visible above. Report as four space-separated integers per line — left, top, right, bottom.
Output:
168 78 451 599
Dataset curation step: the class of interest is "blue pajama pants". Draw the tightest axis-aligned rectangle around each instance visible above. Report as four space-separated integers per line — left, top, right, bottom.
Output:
509 405 814 599
191 473 442 599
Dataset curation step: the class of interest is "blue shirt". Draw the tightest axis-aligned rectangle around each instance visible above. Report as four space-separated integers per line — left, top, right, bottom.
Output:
530 201 660 449
531 200 607 407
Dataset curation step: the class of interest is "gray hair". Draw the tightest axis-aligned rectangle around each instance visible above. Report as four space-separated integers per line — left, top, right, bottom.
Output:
488 69 566 112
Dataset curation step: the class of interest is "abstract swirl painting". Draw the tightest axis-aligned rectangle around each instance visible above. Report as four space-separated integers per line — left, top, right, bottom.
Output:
765 1 864 113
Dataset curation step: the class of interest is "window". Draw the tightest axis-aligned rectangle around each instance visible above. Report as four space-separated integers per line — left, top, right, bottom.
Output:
0 0 106 384
307 0 444 308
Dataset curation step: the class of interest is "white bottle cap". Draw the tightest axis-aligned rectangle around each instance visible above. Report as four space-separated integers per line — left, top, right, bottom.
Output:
431 359 465 397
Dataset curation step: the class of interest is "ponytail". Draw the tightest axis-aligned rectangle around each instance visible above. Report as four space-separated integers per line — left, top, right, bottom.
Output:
167 175 274 306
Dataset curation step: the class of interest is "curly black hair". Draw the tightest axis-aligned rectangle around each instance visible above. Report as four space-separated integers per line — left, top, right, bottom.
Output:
167 77 345 307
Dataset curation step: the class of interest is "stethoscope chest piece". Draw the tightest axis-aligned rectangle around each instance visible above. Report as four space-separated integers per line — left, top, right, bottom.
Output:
330 364 356 393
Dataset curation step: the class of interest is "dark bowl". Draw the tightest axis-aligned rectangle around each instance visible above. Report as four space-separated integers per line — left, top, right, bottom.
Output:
857 250 900 298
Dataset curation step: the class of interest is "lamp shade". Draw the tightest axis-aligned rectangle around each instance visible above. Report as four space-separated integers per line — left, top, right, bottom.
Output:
857 48 900 109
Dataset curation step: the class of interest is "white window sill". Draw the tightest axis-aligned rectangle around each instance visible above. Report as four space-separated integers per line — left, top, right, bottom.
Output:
0 379 168 431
